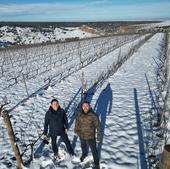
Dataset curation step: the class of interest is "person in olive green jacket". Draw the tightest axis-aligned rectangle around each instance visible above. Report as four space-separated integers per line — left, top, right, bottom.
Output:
74 101 101 169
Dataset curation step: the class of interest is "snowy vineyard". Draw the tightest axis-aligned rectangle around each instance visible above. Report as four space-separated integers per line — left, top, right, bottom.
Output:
0 32 170 169
0 34 142 110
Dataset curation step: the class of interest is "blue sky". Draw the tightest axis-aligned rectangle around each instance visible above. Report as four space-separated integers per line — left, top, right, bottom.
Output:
0 0 170 21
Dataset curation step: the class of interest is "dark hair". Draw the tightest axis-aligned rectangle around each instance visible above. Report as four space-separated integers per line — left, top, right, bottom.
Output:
51 99 59 104
82 101 90 105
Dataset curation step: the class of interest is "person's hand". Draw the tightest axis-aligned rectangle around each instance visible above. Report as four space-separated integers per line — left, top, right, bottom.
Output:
65 128 68 134
42 134 48 140
96 139 100 144
74 133 78 137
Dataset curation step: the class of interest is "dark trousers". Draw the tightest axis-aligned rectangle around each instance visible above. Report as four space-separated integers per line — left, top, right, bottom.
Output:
80 138 99 166
51 133 74 155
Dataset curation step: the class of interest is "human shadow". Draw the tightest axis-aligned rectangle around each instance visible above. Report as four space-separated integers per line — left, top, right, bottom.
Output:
58 81 99 150
133 88 147 169
61 71 113 152
70 78 102 150
94 83 113 159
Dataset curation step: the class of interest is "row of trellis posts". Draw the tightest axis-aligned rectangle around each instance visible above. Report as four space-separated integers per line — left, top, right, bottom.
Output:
159 32 170 169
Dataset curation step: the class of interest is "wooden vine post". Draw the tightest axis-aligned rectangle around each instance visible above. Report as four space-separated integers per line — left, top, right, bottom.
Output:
159 145 170 169
2 110 24 169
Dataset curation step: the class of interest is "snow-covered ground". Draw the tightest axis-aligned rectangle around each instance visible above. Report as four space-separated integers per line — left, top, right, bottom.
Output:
149 20 170 27
139 20 170 31
0 26 98 48
0 32 167 169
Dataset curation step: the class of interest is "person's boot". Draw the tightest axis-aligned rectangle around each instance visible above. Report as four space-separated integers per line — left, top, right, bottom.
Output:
54 153 61 161
93 163 100 169
69 152 76 160
80 155 87 162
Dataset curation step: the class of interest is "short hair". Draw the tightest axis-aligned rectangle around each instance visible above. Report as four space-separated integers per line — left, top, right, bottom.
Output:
82 101 90 105
51 99 59 104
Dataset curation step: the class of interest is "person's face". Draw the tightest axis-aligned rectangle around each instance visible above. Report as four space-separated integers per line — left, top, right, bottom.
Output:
51 101 59 111
82 103 90 113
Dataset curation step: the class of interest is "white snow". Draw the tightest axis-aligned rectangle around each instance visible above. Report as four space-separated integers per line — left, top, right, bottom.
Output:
53 27 95 40
0 26 98 48
139 20 170 31
152 20 170 27
0 32 169 169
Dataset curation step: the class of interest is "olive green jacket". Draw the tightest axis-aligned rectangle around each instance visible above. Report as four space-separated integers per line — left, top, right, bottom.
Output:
74 110 101 141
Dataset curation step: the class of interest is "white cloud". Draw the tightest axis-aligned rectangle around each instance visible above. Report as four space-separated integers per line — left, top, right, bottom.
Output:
90 0 112 5
0 2 85 14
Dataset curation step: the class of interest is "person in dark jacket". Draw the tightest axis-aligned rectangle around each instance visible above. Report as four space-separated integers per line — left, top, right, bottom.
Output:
43 99 74 159
74 101 101 169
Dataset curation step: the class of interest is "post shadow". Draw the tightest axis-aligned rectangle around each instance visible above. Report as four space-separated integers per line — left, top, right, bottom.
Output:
94 83 113 159
145 73 161 138
134 88 147 169
145 73 158 113
57 87 81 148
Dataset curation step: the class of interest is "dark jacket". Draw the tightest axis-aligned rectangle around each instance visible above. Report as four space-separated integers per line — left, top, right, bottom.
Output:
43 106 68 136
74 109 101 141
